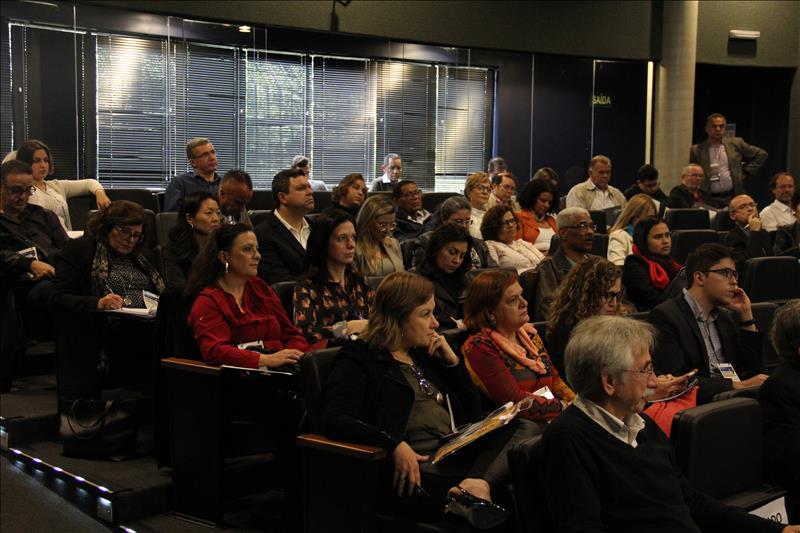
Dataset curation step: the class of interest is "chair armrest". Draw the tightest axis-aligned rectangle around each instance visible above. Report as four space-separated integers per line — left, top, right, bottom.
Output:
161 357 221 375
297 434 387 461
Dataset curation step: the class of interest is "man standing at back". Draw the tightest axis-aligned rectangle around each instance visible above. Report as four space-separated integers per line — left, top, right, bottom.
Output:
164 137 220 212
689 113 767 208
370 153 403 192
566 155 626 212
254 169 314 285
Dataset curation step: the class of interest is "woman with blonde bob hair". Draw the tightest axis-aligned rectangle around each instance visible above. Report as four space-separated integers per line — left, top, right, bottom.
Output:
607 193 657 266
464 171 491 239
354 194 404 276
462 269 574 426
325 271 532 529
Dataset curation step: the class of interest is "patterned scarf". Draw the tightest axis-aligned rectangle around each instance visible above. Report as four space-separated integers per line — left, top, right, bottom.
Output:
91 240 165 296
486 326 547 375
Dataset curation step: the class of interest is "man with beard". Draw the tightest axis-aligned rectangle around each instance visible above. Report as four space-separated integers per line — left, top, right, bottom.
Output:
759 172 796 232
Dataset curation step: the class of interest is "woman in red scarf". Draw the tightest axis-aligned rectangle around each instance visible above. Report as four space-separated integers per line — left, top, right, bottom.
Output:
622 216 683 311
461 269 575 428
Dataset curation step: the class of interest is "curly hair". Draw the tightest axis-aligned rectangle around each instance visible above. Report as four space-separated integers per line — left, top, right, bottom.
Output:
480 204 514 241
546 256 622 332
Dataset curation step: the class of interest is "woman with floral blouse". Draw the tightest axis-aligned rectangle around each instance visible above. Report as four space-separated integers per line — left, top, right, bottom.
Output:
293 209 375 344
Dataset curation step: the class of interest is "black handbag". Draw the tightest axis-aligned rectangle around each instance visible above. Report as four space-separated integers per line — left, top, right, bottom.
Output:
59 399 138 461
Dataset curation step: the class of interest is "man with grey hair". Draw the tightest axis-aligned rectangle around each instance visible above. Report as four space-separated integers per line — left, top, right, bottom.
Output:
532 207 597 320
565 155 626 211
370 153 402 192
291 154 328 191
761 299 800 521
667 163 714 209
540 314 797 533
164 137 221 212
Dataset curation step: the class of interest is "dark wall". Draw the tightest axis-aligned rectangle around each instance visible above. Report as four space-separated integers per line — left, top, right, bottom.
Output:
84 0 659 61
696 0 800 67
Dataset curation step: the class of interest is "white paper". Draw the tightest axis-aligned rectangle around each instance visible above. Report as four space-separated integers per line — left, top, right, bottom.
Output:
532 385 555 400
749 496 788 524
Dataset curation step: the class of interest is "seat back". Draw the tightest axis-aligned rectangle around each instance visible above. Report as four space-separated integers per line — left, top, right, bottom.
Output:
250 189 275 211
155 191 165 212
589 210 608 234
300 347 342 433
400 238 418 270
664 208 710 230
248 209 271 228
750 301 780 372
441 328 469 355
508 436 552 533
671 397 763 499
154 288 200 360
155 212 178 246
519 269 540 312
67 194 96 231
271 281 297 319
105 188 160 212
312 191 333 213
741 256 800 302
422 192 457 213
670 229 719 264
713 209 735 231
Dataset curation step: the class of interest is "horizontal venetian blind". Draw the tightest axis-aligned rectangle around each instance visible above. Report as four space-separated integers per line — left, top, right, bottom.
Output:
96 33 167 187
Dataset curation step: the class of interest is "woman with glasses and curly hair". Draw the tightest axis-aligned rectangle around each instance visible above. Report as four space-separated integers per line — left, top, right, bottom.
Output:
354 194 404 276
545 257 623 381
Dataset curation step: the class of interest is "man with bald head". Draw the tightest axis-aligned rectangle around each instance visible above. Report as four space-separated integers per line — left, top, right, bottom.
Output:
667 164 714 209
722 194 771 261
532 206 598 320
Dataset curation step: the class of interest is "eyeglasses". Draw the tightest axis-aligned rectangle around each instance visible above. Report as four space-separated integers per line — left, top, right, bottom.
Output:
473 185 490 193
376 221 397 231
498 184 516 192
408 364 444 404
451 218 473 227
2 185 36 196
562 222 597 231
603 290 623 303
626 362 655 377
732 202 757 211
113 225 145 242
703 268 739 281
401 189 422 199
501 218 518 227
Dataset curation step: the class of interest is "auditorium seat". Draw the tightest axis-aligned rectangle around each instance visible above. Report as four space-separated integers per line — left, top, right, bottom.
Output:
400 238 417 269
250 189 275 211
66 194 96 231
271 281 297 318
422 191 458 213
713 210 735 231
671 397 785 511
740 256 800 302
508 436 552 533
248 209 271 227
664 208 710 230
589 210 608 234
670 230 719 264
312 191 333 213
750 301 781 372
155 212 178 246
104 188 160 213
155 191 165 212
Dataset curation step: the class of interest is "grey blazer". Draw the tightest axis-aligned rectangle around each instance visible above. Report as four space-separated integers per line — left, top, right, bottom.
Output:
689 137 768 196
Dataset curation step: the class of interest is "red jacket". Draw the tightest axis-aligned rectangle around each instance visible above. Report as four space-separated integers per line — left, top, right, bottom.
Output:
188 277 312 368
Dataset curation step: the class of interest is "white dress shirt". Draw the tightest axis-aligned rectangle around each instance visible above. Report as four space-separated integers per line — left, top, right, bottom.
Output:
573 396 646 448
274 209 311 249
759 200 794 232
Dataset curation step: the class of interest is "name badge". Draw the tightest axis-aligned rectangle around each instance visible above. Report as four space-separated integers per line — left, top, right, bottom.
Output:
237 340 264 351
717 363 740 382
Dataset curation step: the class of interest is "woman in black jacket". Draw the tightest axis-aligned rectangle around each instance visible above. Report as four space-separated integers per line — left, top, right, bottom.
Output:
412 223 472 330
622 216 682 311
162 191 221 288
324 271 536 529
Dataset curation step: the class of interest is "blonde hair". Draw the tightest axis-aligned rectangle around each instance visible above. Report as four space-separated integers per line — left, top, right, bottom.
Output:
355 194 396 273
610 193 657 233
464 171 490 197
360 272 434 350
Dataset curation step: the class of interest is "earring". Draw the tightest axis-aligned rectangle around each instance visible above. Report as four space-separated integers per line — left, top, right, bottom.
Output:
488 314 496 328
189 222 194 229
224 261 229 274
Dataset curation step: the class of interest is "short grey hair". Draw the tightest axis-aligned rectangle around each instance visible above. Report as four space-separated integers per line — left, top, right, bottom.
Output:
681 164 703 177
186 137 211 160
771 299 800 363
434 195 471 226
557 207 590 229
589 155 611 169
565 315 655 400
383 153 400 167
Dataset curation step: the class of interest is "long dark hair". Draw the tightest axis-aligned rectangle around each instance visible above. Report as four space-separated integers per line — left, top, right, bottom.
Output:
184 223 252 298
422 222 473 283
169 191 219 261
16 139 54 176
633 216 669 259
303 209 358 285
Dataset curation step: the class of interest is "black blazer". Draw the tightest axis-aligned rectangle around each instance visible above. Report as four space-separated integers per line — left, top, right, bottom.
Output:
666 185 712 210
773 222 800 256
723 225 771 263
51 235 161 313
760 361 800 490
323 339 481 451
622 254 683 312
254 211 310 285
649 295 763 404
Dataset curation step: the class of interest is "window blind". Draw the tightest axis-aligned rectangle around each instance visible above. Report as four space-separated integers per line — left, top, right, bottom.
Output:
1 24 13 155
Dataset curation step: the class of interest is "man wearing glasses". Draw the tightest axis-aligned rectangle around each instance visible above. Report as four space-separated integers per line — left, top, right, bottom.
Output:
723 194 771 261
532 207 598 321
690 113 767 208
164 137 221 212
649 243 768 404
392 179 432 242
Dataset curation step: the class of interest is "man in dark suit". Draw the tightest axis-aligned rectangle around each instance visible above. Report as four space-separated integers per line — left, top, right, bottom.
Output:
689 113 767 208
667 164 715 209
722 194 771 264
254 169 314 285
649 243 768 404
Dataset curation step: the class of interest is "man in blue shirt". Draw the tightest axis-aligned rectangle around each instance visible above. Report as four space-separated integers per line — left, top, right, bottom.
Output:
163 137 221 212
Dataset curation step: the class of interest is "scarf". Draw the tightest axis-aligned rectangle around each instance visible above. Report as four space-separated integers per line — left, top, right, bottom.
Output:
486 326 547 375
632 244 681 290
91 240 165 296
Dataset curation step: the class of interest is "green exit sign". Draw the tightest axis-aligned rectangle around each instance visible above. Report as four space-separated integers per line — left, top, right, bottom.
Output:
592 94 612 108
